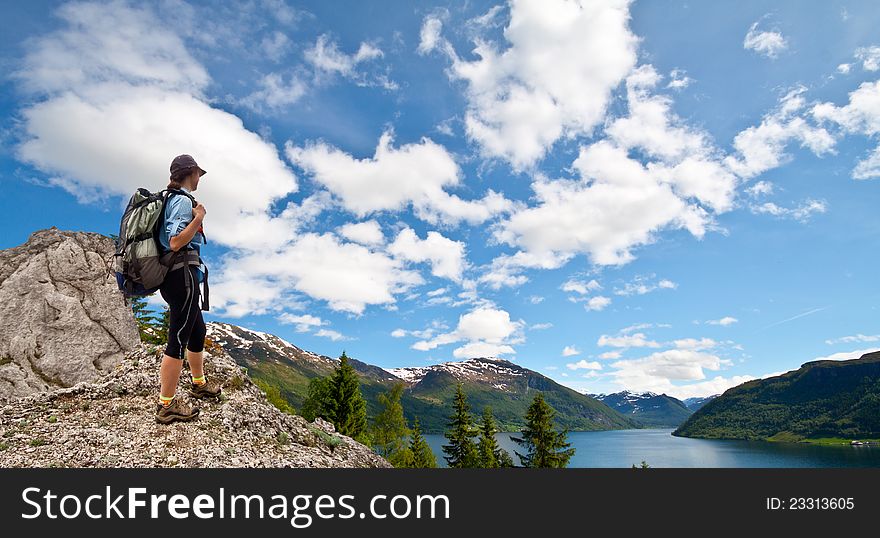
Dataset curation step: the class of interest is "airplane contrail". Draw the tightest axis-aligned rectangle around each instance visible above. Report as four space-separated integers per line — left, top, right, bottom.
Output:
761 306 828 330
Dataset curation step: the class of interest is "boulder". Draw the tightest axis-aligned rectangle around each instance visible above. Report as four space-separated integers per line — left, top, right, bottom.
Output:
0 228 139 401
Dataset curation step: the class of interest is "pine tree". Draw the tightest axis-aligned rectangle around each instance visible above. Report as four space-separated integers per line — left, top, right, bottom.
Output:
130 298 164 344
408 417 437 468
477 407 499 468
512 393 575 468
326 351 369 444
442 383 479 468
372 383 412 467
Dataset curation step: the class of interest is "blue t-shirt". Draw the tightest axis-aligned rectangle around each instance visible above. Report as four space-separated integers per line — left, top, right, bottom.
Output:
159 188 205 282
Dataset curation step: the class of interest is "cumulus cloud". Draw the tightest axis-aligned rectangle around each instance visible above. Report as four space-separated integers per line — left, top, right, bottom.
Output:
338 220 385 247
561 278 602 295
305 34 385 81
585 296 612 312
725 87 836 179
411 307 524 358
562 346 580 357
808 348 877 362
214 232 423 315
608 348 744 398
813 80 880 179
278 313 325 332
287 131 514 225
14 1 301 255
388 227 467 282
239 72 308 112
421 0 638 169
743 20 788 59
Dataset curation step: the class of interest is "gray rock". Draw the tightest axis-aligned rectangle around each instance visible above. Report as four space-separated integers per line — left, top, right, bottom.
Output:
0 344 390 468
0 228 139 401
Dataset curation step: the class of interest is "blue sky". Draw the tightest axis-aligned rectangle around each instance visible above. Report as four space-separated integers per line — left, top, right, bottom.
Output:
2 0 880 398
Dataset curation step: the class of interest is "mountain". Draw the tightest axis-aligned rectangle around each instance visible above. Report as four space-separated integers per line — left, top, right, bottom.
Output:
674 352 880 441
683 395 718 412
207 322 639 433
592 391 693 427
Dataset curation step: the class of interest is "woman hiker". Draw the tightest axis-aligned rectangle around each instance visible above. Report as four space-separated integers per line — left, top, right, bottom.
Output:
156 154 222 424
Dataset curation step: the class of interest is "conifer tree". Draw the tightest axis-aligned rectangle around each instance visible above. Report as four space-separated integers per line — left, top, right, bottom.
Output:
512 393 575 468
130 298 165 344
373 383 412 467
326 351 369 443
408 417 437 468
477 407 500 468
442 383 479 468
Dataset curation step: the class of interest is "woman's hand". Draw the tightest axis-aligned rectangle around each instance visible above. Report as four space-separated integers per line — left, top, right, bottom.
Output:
193 203 206 221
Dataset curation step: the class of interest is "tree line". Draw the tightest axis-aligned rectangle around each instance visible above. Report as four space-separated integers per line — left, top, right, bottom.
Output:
303 353 575 468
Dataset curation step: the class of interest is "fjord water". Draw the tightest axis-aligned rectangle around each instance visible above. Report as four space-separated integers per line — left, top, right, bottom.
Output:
424 429 880 468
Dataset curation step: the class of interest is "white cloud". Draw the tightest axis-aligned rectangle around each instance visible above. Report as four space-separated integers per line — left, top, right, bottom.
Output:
287 131 513 225
825 334 880 345
726 87 836 179
585 296 612 311
338 220 385 247
315 328 346 341
261 31 292 62
614 274 677 296
388 227 467 282
278 313 325 332
745 180 774 198
566 359 602 370
391 328 407 338
706 316 738 326
562 346 580 357
14 1 300 256
743 20 788 59
305 34 383 78
214 232 423 315
422 0 639 169
240 72 308 111
412 307 524 358
666 68 692 90
530 322 553 330
609 348 742 398
561 278 602 295
837 63 852 75
809 348 877 362
597 333 660 349
750 199 827 223
599 351 622 360
813 80 880 179
673 337 717 350
855 46 880 71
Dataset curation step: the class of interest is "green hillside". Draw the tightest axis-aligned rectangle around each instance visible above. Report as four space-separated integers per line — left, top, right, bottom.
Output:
207 322 639 434
674 351 880 441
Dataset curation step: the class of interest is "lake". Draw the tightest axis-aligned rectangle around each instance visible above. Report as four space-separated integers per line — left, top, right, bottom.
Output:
424 429 880 468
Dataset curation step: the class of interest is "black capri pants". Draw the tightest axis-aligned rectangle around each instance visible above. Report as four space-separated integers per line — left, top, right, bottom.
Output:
159 265 205 359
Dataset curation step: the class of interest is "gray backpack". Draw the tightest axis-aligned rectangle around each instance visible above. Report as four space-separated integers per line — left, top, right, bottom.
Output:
113 188 208 309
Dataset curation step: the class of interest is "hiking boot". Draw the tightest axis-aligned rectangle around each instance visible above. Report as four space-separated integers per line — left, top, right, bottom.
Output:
190 379 222 399
155 397 200 424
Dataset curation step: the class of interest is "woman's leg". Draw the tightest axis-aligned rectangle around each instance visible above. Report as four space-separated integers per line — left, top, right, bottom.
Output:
187 308 207 380
157 266 198 403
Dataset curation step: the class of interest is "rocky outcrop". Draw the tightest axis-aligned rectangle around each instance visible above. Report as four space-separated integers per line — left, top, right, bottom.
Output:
0 228 140 401
0 343 390 468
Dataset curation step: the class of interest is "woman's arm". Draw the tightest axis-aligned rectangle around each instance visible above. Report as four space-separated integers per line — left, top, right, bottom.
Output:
169 203 206 252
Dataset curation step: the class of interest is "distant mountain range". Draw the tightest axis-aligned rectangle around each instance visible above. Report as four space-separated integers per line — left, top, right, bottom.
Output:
683 395 718 412
591 391 694 427
206 322 639 434
674 351 880 441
